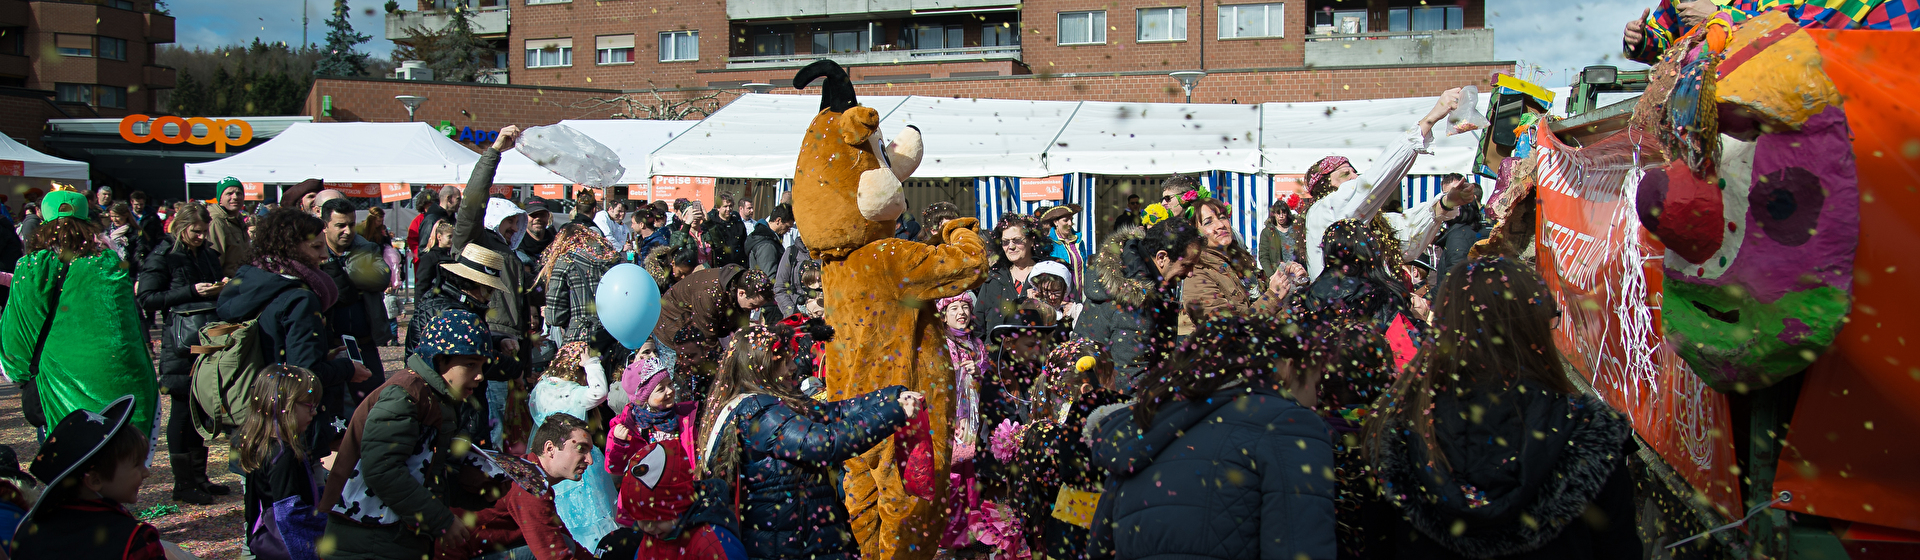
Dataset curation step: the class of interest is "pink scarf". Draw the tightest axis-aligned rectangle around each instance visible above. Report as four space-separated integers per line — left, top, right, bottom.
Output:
253 255 340 309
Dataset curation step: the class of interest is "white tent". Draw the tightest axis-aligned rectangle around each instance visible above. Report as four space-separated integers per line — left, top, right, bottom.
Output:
650 94 909 179
1046 101 1266 175
492 119 698 185
0 133 88 180
878 97 1077 178
183 122 480 184
1259 95 1488 177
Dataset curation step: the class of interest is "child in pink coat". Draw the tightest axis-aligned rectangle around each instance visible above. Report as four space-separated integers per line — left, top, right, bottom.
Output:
601 357 741 560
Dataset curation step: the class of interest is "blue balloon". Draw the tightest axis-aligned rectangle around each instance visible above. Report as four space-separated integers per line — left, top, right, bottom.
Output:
594 263 662 349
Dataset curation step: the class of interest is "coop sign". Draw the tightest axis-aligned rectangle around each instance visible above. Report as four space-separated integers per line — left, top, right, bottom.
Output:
118 115 254 153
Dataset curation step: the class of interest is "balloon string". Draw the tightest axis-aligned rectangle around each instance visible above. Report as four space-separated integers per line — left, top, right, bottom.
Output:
1665 491 1791 550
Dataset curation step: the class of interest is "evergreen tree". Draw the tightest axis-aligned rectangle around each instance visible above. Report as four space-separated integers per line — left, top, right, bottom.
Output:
210 65 235 115
429 1 493 82
315 0 371 77
169 68 207 116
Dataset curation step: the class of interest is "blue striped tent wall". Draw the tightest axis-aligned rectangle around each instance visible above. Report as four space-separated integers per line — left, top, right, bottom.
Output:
1399 174 1482 209
972 175 1098 257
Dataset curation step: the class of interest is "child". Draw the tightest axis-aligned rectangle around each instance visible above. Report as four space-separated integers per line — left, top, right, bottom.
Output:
1028 261 1080 328
796 260 824 317
12 396 177 559
234 365 325 560
320 310 493 560
434 414 597 560
1013 340 1127 560
935 293 989 550
0 446 38 553
695 322 923 559
528 341 618 550
599 356 738 560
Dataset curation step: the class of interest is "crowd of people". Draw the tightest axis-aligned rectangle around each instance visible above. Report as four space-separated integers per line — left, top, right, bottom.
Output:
0 88 1643 560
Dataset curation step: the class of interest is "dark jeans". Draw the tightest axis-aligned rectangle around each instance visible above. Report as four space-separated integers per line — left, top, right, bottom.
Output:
167 390 206 455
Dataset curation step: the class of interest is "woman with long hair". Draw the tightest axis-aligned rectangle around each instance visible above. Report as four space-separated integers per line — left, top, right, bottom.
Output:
973 214 1058 334
1179 196 1302 335
1 186 160 439
105 201 148 273
1258 201 1302 274
135 203 231 504
216 207 371 452
1362 257 1639 559
233 365 325 558
696 321 922 560
1297 219 1421 335
540 222 623 350
1088 316 1332 560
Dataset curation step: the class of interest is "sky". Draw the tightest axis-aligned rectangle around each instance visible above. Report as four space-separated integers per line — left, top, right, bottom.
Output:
170 0 1650 86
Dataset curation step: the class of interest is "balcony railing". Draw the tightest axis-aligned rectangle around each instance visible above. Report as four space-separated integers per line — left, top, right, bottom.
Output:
727 45 1020 70
1303 28 1494 67
386 8 510 42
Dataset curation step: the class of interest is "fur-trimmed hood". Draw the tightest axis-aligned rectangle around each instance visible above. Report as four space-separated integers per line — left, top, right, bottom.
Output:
1086 226 1156 307
1371 379 1633 558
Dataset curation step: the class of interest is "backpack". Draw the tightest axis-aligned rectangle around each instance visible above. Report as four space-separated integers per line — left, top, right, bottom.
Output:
187 318 273 437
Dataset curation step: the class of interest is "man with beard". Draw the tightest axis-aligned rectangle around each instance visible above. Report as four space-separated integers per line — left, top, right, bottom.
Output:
319 199 391 406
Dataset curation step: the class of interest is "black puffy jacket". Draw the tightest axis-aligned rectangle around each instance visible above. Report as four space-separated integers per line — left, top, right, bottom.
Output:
1090 385 1336 560
718 386 908 560
1071 227 1160 390
1367 380 1640 560
136 238 224 383
703 210 748 268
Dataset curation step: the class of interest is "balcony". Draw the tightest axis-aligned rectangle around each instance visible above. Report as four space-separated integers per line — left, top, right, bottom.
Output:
476 68 509 85
728 0 1015 21
727 45 1019 70
0 53 28 78
386 8 510 42
1304 28 1494 67
144 64 174 89
145 11 173 43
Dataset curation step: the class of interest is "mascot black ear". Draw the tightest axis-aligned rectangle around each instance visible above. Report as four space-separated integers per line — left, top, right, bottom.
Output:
794 60 857 113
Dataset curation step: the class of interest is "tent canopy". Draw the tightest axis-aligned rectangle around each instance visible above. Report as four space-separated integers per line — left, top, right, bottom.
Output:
1259 94 1489 177
0 133 88 180
182 122 480 184
1047 101 1266 176
492 119 698 185
878 97 1078 178
650 94 909 179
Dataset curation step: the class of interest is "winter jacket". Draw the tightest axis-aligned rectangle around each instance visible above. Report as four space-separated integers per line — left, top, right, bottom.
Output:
545 249 616 349
744 222 782 276
703 210 748 269
1090 384 1336 560
0 213 19 311
972 266 1026 334
11 498 166 560
1430 203 1487 290
773 234 816 317
135 238 225 384
630 225 672 264
1257 223 1300 275
0 249 159 435
319 360 489 560
207 203 252 276
1368 380 1640 560
243 441 320 548
450 151 532 345
714 386 909 560
668 222 699 264
321 234 391 387
651 265 754 378
218 265 357 443
1178 246 1278 335
1071 227 1159 390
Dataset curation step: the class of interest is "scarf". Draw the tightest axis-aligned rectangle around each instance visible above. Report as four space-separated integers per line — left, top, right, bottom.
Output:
630 405 680 437
254 254 340 309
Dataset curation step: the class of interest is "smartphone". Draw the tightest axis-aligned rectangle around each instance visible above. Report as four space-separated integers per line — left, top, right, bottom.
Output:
340 335 364 364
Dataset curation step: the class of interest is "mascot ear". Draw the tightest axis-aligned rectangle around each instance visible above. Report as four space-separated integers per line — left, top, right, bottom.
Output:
794 60 858 113
839 107 880 146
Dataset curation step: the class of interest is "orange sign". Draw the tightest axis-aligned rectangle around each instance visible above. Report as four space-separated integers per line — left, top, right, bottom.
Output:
1270 173 1307 197
534 184 566 199
326 183 382 198
0 160 20 177
1529 124 1741 519
1019 176 1065 201
650 176 716 207
242 182 264 201
628 183 651 200
489 184 512 197
380 182 410 203
118 115 253 153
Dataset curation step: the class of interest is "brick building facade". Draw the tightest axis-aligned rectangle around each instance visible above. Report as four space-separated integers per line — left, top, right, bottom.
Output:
0 0 175 118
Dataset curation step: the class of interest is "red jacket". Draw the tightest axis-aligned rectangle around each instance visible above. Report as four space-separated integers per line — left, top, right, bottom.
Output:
435 455 593 560
406 213 427 264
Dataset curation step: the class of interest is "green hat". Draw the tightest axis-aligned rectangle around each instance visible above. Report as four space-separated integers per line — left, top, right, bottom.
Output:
41 190 90 222
216 176 242 191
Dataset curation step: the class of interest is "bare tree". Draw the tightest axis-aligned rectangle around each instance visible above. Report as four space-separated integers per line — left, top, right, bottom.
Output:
569 86 742 120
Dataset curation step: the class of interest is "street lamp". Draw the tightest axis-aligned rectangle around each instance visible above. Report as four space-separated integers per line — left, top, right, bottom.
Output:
743 83 776 94
395 95 428 122
1170 71 1206 103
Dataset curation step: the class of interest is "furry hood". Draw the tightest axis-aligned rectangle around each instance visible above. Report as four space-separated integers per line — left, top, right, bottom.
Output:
1087 226 1155 307
1372 381 1633 557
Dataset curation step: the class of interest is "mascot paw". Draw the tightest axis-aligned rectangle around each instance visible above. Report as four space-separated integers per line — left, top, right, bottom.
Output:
941 218 980 240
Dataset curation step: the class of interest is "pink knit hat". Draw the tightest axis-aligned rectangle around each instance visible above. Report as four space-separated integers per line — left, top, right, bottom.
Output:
623 356 669 403
936 292 975 313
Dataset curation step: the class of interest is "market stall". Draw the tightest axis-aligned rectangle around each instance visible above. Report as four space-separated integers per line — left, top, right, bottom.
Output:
182 122 480 187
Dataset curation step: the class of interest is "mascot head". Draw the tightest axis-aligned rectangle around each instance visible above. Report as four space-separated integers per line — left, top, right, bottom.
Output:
791 60 925 261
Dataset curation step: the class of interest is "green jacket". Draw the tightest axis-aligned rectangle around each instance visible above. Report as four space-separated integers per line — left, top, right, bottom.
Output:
320 354 483 560
1 249 158 435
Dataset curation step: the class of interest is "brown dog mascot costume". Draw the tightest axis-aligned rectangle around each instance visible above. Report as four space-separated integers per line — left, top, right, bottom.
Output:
790 60 988 559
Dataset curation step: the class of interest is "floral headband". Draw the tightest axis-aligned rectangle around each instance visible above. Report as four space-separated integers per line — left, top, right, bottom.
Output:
1180 185 1229 220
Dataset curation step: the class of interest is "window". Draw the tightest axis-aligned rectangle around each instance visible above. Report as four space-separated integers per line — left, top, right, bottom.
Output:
982 21 1019 47
526 0 568 5
1313 10 1367 35
595 35 634 64
54 84 124 108
1413 6 1464 31
0 28 25 56
524 38 572 68
1137 7 1187 42
55 34 92 57
97 37 127 61
107 0 134 9
1058 11 1106 45
746 25 797 56
810 26 869 54
906 24 965 50
659 31 698 62
1218 3 1283 39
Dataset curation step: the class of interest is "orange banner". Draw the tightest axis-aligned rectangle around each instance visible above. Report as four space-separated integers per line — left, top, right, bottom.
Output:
534 184 566 199
242 182 264 201
1528 125 1742 519
650 176 715 207
0 160 20 177
1020 176 1065 201
325 183 382 198
489 184 512 197
380 182 410 203
628 183 651 200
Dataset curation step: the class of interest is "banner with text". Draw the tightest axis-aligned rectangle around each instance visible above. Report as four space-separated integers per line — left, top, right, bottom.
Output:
1020 176 1065 201
650 176 715 208
380 182 410 203
242 182 264 201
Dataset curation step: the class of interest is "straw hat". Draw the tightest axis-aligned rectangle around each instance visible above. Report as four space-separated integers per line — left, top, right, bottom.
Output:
440 243 511 293
1035 203 1080 224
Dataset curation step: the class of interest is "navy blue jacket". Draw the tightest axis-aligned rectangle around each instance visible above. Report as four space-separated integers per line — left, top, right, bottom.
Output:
720 386 908 560
1090 385 1336 560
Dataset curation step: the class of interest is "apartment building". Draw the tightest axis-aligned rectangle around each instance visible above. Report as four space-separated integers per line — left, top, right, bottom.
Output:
386 0 1504 103
0 0 176 116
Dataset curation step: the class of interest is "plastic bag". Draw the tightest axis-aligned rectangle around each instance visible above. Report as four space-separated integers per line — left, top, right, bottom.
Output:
1447 85 1491 136
517 124 626 189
